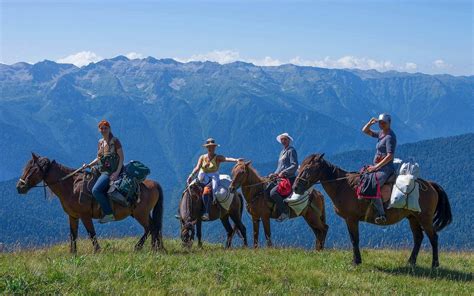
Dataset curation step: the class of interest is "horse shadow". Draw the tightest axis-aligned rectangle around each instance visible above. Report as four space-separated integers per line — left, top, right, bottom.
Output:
375 265 473 282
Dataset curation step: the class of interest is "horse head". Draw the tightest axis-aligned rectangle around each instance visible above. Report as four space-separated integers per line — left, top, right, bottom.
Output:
16 153 51 194
293 153 325 194
229 160 252 193
179 182 202 248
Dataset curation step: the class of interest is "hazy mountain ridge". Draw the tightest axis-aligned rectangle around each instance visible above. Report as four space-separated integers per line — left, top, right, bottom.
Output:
1 57 473 184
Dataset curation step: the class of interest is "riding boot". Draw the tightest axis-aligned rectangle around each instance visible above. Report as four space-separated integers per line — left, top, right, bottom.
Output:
373 198 386 224
202 194 211 221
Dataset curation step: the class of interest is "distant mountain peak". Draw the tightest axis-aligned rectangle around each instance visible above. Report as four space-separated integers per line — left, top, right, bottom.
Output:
109 55 129 62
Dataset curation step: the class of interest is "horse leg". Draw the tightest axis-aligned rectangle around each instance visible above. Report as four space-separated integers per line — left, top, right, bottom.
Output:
81 216 101 253
262 217 272 247
133 212 151 251
303 208 328 251
407 216 424 266
220 217 234 249
230 212 248 247
252 219 260 248
345 219 362 265
197 220 203 248
419 219 439 268
68 216 79 254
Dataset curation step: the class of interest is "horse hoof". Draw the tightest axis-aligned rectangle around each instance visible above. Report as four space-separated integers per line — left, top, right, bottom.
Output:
352 260 362 266
432 261 440 269
94 247 102 254
407 260 416 267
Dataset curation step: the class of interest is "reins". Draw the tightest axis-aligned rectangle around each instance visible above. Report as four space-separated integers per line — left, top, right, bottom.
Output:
19 160 87 199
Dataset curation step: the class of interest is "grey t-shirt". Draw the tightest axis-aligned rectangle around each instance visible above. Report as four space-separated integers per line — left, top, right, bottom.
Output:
372 129 397 168
274 146 298 177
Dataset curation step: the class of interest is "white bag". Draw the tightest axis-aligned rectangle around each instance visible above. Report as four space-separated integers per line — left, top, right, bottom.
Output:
388 162 421 212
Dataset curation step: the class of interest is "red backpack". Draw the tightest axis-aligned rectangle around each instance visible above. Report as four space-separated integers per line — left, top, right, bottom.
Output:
277 178 292 197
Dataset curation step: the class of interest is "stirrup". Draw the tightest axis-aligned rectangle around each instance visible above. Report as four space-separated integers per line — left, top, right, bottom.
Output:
375 215 387 224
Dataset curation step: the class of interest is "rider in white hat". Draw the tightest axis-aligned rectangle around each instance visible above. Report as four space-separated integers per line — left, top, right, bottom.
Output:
268 132 298 222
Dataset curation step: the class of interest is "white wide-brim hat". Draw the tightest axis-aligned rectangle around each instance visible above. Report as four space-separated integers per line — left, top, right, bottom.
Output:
276 132 294 144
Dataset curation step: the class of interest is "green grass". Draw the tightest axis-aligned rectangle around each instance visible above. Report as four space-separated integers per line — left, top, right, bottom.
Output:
1 238 472 295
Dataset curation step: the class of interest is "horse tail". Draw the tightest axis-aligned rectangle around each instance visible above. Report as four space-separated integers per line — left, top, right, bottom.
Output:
430 181 452 232
231 193 245 239
151 182 164 238
319 191 326 225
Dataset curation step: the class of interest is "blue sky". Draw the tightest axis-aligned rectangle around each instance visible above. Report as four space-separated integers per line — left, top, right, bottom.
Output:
1 0 472 75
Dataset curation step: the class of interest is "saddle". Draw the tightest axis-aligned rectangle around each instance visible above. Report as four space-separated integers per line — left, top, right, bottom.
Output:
73 170 141 209
351 172 396 203
194 175 235 211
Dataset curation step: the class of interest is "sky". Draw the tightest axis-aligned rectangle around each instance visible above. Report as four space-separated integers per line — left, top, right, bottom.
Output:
1 0 473 75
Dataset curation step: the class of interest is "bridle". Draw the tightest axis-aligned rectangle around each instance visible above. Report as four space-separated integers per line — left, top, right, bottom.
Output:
18 159 53 189
18 158 83 198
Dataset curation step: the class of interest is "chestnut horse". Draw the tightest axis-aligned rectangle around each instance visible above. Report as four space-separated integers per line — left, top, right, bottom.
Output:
294 153 452 267
16 153 165 253
179 181 248 248
229 161 328 249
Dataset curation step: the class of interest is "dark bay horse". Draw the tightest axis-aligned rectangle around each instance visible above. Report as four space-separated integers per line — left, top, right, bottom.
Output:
179 181 248 248
16 153 165 253
294 154 452 267
229 162 328 249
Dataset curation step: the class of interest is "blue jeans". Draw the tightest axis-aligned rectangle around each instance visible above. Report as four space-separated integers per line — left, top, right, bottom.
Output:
92 173 113 215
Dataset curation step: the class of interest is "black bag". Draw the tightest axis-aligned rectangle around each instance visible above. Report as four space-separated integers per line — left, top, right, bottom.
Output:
124 160 150 182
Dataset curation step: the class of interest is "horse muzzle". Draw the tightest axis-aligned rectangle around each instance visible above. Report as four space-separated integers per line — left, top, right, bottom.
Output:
16 179 29 194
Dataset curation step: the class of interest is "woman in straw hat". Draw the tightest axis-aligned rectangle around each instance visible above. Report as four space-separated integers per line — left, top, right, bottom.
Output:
187 138 243 220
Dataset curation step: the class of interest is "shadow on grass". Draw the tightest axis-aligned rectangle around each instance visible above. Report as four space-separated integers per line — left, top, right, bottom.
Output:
376 265 473 282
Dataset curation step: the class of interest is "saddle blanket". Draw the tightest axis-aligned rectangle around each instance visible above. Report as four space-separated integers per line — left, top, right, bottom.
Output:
213 175 235 211
284 189 311 216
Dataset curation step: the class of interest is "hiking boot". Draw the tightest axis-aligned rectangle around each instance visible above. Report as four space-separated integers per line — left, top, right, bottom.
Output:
201 213 210 221
375 215 387 224
276 212 288 222
99 214 115 224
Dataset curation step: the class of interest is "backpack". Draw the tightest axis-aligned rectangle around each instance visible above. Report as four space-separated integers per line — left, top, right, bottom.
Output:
388 162 421 212
108 161 150 207
124 160 150 182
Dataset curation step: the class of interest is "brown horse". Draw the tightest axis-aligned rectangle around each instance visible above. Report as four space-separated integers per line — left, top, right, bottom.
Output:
16 153 165 253
229 161 328 249
179 181 248 248
294 153 452 267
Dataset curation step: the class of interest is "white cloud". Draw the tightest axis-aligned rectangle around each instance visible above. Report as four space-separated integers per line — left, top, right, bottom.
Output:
433 59 451 69
176 50 241 64
290 56 396 71
249 56 283 66
57 51 103 67
125 52 144 59
403 62 418 71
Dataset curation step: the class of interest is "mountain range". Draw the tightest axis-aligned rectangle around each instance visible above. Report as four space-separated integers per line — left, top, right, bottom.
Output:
1 57 473 185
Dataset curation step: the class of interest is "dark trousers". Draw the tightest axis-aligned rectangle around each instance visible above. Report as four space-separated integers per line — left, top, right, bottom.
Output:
267 176 295 216
202 193 212 215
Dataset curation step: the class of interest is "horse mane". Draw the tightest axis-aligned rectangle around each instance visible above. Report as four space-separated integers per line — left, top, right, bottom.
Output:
246 164 263 181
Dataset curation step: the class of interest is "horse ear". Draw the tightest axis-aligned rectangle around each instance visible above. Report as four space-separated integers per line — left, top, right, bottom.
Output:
244 160 252 166
31 152 39 161
320 153 325 159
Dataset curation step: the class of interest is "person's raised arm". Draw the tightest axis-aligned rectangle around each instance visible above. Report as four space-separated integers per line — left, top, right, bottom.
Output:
218 155 244 163
362 117 378 137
